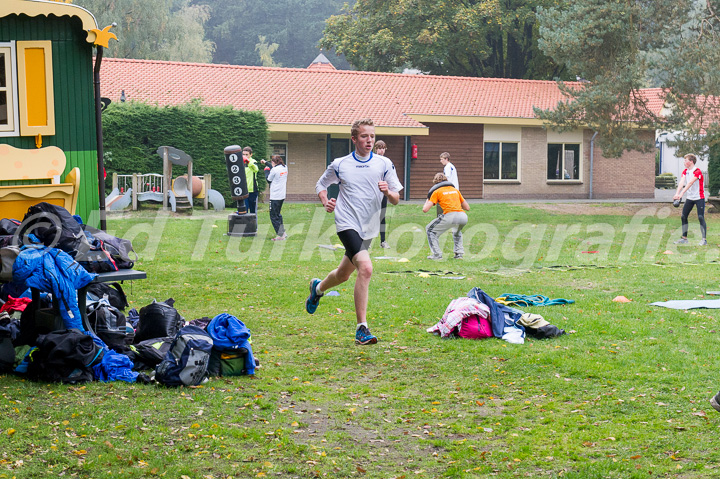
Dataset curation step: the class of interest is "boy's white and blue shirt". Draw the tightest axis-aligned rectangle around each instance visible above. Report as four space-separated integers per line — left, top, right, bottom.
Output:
444 162 459 189
316 151 403 239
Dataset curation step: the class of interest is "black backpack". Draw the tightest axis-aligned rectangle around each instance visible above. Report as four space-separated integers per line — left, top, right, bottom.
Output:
18 202 90 253
155 325 213 386
135 299 185 343
83 225 137 270
0 218 20 236
87 298 130 351
128 336 174 370
86 282 129 311
25 329 105 383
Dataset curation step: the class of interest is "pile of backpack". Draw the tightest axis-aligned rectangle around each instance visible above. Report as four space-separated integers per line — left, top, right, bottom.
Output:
0 202 136 277
0 202 258 386
0 289 258 386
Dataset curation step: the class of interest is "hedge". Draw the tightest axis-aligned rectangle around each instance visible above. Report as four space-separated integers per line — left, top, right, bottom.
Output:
709 141 720 197
101 101 269 203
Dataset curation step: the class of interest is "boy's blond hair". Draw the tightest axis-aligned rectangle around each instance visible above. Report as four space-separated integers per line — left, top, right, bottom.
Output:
685 153 697 164
351 118 374 138
440 152 450 160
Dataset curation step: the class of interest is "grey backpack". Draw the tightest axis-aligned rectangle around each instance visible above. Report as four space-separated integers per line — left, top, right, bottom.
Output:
155 325 213 387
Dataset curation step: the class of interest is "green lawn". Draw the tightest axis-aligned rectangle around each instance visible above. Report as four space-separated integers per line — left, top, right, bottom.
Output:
2 201 720 478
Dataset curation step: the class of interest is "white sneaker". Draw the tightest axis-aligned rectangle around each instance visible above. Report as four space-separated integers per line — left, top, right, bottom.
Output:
380 241 390 249
700 239 708 246
674 238 688 244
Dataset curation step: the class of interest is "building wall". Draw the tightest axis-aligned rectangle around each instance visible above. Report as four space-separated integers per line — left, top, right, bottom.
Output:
409 122 484 199
0 15 99 222
592 130 655 199
484 127 590 199
379 135 406 195
285 133 327 201
281 126 656 201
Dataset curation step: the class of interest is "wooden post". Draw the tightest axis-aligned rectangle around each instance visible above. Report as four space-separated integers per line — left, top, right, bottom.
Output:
132 173 138 211
162 147 171 210
187 160 193 208
204 174 210 210
112 172 118 191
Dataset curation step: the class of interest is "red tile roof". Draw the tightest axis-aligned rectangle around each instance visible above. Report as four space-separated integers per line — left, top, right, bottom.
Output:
101 58 588 130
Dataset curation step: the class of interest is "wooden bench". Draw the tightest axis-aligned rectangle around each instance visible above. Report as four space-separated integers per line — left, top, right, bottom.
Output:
0 144 80 220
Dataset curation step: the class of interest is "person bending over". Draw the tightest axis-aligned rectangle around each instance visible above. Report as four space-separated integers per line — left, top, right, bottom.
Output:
423 173 469 260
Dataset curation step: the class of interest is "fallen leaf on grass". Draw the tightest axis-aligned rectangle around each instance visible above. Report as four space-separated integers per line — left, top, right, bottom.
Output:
630 455 641 460
357 466 367 473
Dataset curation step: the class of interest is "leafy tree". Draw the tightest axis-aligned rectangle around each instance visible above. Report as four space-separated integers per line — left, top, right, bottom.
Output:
535 0 720 158
319 0 566 79
198 0 349 68
256 35 281 67
74 0 215 62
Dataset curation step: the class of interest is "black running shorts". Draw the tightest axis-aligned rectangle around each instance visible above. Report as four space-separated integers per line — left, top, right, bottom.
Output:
337 229 372 262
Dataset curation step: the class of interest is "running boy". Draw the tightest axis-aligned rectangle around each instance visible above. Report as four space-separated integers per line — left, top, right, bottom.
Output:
305 119 403 345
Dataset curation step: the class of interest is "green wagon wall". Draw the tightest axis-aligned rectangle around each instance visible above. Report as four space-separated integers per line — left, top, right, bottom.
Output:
0 14 99 223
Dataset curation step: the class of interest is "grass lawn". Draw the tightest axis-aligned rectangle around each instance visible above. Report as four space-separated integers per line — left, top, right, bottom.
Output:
2 201 720 478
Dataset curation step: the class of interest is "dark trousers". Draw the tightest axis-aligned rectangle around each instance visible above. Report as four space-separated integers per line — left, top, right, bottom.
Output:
245 192 258 214
270 199 285 236
379 196 388 242
681 198 706 238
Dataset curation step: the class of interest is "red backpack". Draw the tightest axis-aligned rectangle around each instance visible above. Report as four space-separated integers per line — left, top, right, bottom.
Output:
458 314 492 339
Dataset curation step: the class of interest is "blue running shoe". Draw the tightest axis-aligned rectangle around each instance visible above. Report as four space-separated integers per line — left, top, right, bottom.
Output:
305 278 323 314
355 325 378 345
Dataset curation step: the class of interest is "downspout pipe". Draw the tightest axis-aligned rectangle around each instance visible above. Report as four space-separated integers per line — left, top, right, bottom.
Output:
94 46 107 231
589 131 598 200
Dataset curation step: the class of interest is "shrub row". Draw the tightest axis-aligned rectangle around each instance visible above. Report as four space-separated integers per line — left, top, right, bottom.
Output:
102 101 269 201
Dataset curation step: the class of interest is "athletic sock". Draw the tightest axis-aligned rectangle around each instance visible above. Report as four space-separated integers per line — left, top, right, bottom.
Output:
356 322 368 330
316 283 324 296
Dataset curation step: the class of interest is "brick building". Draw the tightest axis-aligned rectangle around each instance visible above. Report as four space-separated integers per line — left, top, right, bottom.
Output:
100 56 661 201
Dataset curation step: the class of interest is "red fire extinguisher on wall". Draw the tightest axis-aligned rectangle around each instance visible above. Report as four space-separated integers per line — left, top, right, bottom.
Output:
411 144 418 160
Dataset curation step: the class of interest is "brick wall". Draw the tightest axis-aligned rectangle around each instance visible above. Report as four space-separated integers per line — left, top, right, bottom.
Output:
409 123 484 199
484 128 655 200
591 130 655 199
285 133 327 201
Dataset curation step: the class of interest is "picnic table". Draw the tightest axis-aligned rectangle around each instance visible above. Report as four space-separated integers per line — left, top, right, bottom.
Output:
27 269 146 335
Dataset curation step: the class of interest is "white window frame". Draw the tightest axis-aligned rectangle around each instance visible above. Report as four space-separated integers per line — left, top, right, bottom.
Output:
483 141 520 182
547 142 582 183
0 42 19 137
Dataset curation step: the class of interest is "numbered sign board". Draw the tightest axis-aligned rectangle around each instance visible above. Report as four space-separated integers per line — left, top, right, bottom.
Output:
224 145 248 200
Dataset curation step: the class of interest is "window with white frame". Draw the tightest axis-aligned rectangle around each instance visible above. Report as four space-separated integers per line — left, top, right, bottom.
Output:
269 142 287 163
0 43 18 136
484 142 518 180
0 40 54 137
547 143 580 180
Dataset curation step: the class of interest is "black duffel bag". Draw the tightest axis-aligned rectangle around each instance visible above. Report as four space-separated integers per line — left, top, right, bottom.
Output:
134 298 185 343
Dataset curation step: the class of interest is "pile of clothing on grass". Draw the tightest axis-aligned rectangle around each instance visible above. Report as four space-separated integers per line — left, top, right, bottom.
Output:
427 287 569 344
0 202 258 386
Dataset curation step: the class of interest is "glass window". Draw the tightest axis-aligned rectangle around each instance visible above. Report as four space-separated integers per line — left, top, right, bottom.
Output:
547 143 580 180
269 142 287 163
0 45 16 133
484 142 518 180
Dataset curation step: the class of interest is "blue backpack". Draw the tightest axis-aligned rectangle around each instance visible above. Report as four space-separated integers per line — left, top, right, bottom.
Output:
155 325 213 387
